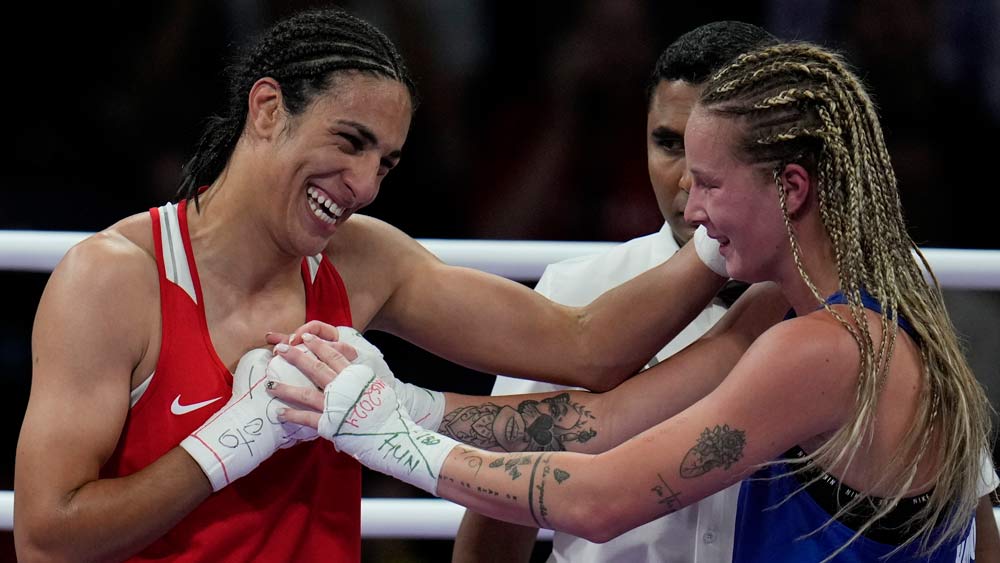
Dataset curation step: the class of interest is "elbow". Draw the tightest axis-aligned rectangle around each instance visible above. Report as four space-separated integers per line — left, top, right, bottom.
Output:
582 374 620 394
15 528 71 563
15 510 86 563
560 487 632 544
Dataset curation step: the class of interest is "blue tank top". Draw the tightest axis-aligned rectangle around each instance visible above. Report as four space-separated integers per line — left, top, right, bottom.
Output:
731 290 974 562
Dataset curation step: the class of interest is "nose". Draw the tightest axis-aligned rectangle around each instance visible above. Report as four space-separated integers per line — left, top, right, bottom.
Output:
343 153 382 206
683 179 708 226
678 169 692 193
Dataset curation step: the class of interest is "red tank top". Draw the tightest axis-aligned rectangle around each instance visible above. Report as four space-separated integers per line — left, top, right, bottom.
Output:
102 200 361 562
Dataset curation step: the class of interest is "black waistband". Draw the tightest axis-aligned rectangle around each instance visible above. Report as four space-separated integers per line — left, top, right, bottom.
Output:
785 446 932 545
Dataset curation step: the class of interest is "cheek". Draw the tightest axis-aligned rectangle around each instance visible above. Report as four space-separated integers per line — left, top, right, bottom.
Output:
648 159 683 204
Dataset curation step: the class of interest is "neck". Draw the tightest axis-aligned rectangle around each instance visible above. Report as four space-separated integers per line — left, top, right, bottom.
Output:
777 220 841 316
185 162 302 294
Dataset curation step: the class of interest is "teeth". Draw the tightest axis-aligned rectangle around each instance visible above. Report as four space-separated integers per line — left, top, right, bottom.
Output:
309 199 337 225
306 186 344 223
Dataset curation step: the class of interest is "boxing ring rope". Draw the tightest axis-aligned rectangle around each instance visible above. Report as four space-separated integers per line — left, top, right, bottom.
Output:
2 230 1000 287
2 229 1000 537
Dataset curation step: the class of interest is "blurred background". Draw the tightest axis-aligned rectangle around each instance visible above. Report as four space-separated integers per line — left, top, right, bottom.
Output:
2 0 998 561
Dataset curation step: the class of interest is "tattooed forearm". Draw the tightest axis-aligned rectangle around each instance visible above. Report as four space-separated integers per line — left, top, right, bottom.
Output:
441 454 524 503
487 454 534 480
650 473 682 513
439 393 598 452
680 424 746 478
456 447 484 477
526 454 572 528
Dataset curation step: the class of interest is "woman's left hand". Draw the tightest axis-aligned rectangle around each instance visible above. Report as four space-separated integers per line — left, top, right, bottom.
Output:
266 333 358 429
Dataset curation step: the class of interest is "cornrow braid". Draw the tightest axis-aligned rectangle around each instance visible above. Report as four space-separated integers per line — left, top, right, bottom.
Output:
177 8 417 206
699 42 992 559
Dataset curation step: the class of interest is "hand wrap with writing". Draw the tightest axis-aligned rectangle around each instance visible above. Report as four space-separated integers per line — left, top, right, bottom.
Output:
180 348 317 491
335 327 446 431
318 364 457 495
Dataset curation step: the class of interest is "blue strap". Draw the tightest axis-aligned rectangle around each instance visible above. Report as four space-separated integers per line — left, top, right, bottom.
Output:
785 289 918 340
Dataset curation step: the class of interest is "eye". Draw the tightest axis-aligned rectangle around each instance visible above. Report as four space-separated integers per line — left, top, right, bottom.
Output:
651 130 684 155
339 133 364 153
657 138 684 153
377 158 395 177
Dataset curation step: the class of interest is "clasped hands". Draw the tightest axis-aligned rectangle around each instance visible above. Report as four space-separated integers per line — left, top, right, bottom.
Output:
181 321 446 493
266 322 454 494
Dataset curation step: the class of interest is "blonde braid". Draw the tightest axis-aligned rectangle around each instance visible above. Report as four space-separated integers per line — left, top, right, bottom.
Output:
700 42 992 558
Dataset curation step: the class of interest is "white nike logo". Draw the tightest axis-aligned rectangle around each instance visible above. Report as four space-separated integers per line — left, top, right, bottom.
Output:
170 395 223 415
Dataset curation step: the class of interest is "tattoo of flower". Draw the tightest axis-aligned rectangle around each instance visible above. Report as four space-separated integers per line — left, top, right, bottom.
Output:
679 424 746 478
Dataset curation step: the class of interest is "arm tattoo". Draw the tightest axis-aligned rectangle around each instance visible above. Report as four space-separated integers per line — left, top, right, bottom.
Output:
527 453 570 528
650 473 682 513
680 424 746 478
487 454 534 480
439 393 597 452
456 447 484 477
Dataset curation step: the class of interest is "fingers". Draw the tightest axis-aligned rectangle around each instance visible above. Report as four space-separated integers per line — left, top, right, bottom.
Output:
274 342 338 388
265 331 290 345
266 380 324 412
299 333 355 369
274 334 353 388
275 405 321 430
327 340 359 362
288 321 341 346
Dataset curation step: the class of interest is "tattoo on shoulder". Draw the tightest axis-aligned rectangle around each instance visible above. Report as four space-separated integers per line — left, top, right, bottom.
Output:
439 393 597 452
679 424 746 479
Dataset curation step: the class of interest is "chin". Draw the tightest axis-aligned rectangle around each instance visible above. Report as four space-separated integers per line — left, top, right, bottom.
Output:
668 221 695 244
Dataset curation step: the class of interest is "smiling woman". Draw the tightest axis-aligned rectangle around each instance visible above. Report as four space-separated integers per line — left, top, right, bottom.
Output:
14 6 740 563
270 40 994 563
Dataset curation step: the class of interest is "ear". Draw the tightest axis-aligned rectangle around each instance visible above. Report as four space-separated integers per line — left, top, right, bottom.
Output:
777 163 813 218
246 77 284 140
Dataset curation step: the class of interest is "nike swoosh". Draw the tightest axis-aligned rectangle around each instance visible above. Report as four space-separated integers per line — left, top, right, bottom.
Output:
170 395 223 415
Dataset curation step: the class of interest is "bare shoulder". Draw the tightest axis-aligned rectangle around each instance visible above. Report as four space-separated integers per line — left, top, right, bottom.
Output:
326 213 434 266
53 212 157 290
708 282 789 342
735 312 860 415
37 212 159 365
323 214 441 328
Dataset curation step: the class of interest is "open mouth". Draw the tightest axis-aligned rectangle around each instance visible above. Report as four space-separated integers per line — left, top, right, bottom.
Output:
306 186 344 225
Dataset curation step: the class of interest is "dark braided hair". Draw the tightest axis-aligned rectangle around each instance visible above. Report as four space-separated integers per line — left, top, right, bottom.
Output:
645 21 778 105
177 8 417 204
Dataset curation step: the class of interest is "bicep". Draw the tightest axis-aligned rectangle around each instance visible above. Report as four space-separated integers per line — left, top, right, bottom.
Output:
17 241 151 511
587 331 848 534
379 257 581 378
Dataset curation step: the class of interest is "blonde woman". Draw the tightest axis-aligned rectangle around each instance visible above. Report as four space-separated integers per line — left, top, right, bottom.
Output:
272 42 994 561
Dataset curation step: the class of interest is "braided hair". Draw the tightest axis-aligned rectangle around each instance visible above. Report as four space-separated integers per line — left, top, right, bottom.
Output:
176 8 417 205
700 42 991 558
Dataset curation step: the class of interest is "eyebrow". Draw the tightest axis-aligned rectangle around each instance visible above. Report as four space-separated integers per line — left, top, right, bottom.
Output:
337 119 402 160
651 125 683 138
688 167 719 185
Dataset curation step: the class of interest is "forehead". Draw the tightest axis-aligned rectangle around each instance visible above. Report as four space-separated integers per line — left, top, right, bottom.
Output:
647 80 704 130
685 106 743 173
307 73 413 147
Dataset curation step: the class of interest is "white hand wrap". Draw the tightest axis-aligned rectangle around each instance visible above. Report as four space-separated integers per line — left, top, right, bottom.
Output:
693 225 728 277
180 348 316 492
318 364 458 496
336 327 446 431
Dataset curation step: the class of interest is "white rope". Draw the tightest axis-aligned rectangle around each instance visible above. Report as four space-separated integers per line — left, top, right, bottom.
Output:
2 230 1000 288
2 230 998 537
0 492 554 538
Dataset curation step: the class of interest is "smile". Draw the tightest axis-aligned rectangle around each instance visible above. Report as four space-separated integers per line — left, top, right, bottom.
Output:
306 186 344 225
